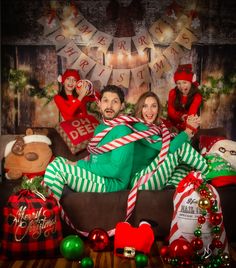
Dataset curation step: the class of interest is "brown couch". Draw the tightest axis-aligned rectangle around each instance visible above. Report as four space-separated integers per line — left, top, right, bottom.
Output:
0 127 235 242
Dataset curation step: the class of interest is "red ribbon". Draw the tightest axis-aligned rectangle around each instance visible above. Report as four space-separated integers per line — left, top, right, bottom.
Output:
17 189 33 200
177 172 202 193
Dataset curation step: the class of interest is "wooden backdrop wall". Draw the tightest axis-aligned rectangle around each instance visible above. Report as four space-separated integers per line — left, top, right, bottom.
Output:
1 0 236 139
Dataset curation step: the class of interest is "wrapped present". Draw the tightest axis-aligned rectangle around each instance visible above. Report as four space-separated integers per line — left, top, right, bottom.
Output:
114 222 154 258
1 189 63 259
56 114 99 154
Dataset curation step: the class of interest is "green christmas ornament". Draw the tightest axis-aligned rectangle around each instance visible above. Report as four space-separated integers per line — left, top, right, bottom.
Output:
135 253 148 267
81 257 94 268
60 235 84 260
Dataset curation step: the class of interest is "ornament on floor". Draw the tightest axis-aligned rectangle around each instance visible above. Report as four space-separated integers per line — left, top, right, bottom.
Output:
60 235 84 260
135 253 148 268
159 171 230 267
88 228 110 251
80 256 94 268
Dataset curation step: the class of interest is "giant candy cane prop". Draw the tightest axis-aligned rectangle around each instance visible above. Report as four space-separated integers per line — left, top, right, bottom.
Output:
61 115 172 236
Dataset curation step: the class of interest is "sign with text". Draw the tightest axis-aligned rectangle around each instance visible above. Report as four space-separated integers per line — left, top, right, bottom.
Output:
56 115 99 154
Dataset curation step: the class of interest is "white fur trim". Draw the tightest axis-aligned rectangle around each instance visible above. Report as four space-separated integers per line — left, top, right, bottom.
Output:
4 135 51 158
57 75 62 83
139 221 150 227
192 73 197 83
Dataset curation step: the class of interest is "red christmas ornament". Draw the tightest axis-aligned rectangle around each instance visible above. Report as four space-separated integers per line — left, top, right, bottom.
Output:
199 189 208 197
191 237 203 251
169 238 193 258
88 228 109 251
198 215 206 224
212 238 223 249
209 213 222 226
159 245 169 257
180 259 192 266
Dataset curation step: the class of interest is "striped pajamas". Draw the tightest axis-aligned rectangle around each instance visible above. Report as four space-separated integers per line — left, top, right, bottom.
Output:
44 156 106 201
129 142 208 190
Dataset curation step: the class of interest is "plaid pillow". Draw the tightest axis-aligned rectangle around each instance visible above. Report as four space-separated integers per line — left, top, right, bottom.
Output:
1 190 63 259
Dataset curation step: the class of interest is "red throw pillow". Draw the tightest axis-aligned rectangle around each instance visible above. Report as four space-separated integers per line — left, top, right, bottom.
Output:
56 114 99 154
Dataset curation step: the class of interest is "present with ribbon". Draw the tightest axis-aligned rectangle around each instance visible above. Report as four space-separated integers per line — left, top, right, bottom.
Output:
56 114 99 154
1 185 63 259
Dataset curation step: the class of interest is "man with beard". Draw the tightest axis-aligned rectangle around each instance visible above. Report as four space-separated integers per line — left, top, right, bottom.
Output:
43 85 134 200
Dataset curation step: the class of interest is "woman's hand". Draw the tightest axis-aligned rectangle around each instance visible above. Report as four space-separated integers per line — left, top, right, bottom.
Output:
186 115 200 129
77 86 88 101
185 115 200 138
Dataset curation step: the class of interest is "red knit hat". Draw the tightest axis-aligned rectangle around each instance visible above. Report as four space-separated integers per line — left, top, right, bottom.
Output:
60 69 80 84
174 64 196 84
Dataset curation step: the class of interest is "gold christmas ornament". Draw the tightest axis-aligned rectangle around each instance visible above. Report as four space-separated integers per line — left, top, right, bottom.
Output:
198 197 211 210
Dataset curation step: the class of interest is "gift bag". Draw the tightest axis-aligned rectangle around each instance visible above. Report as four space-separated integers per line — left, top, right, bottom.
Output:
1 189 63 259
56 114 99 154
167 171 228 265
114 222 154 258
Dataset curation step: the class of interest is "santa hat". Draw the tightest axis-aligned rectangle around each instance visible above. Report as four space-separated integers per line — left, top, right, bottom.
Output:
199 135 226 156
4 135 51 158
58 69 80 84
174 64 199 87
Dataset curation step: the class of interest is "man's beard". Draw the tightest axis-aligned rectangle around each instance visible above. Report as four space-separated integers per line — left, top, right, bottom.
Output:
102 109 120 120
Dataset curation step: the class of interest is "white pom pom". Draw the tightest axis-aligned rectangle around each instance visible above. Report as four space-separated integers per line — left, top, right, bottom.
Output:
57 75 62 83
201 147 207 156
192 73 197 83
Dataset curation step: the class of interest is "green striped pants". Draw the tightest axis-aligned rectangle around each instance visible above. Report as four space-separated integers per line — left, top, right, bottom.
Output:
129 142 208 190
43 157 106 200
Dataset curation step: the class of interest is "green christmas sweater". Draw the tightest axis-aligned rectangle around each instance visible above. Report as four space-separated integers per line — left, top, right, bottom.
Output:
131 122 190 177
77 124 134 192
205 154 236 180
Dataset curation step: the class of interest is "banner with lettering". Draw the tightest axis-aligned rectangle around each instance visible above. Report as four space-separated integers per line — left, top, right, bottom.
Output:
56 115 99 154
1 190 62 259
38 0 200 89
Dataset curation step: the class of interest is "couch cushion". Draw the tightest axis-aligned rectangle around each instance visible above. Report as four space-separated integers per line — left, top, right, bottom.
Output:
60 186 175 238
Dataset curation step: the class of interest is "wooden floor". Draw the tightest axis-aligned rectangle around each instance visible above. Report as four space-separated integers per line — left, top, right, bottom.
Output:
1 241 236 268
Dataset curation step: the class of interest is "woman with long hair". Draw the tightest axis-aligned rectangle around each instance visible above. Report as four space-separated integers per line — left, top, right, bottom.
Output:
168 64 202 132
129 90 208 189
54 69 97 121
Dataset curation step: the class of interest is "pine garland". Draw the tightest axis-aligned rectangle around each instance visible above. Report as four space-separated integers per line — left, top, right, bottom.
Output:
13 176 49 197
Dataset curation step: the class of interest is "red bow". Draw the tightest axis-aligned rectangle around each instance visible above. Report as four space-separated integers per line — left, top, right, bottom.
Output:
177 172 202 193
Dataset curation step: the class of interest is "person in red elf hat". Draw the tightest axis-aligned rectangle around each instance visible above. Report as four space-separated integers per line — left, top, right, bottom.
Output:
54 69 98 121
167 64 202 132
